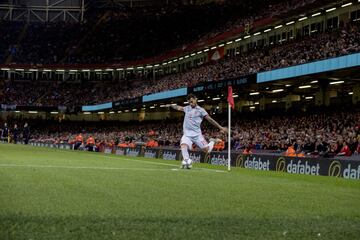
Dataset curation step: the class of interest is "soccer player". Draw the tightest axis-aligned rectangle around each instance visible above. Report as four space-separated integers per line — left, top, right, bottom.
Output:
169 94 227 169
23 123 30 144
1 123 9 143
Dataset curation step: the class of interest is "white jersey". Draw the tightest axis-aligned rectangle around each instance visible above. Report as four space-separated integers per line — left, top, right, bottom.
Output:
183 105 208 137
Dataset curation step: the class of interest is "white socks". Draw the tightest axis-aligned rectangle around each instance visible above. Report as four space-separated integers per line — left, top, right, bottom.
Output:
181 146 190 162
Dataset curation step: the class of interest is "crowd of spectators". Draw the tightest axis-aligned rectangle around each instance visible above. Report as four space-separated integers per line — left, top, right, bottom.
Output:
0 0 334 64
0 0 271 64
2 22 359 106
2 108 360 157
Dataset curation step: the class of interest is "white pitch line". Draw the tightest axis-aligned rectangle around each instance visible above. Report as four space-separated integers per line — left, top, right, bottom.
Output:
103 156 226 173
0 163 225 173
61 150 226 173
0 163 179 172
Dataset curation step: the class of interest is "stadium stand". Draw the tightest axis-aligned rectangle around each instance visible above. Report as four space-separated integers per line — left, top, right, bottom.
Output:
0 0 359 159
0 0 330 64
2 108 360 157
1 22 359 106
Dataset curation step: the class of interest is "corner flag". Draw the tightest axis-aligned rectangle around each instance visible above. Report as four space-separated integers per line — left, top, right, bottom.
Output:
227 86 235 109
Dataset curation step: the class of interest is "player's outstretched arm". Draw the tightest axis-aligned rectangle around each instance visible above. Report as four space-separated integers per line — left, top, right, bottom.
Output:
166 104 184 112
204 115 228 134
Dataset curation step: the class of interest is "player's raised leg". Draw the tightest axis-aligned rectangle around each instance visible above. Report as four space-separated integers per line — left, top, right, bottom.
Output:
195 135 222 153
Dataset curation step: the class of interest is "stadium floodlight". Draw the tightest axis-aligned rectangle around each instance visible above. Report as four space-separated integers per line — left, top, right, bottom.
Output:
235 38 242 42
244 35 251 39
254 102 260 105
184 55 190 58
28 111 38 114
28 69 38 72
299 85 311 89
168 61 173 64
286 21 295 25
198 99 205 102
94 69 102 72
286 84 291 87
341 2 352 7
312 12 321 17
50 111 58 114
250 106 256 109
116 68 124 70
0 67 10 71
173 59 178 62
264 29 271 33
97 112 104 114
226 41 233 45
298 17 308 21
250 92 260 95
154 64 160 67
272 100 277 103
218 44 225 47
43 69 52 72
55 69 65 72
274 25 283 29
81 69 90 72
109 111 114 114
171 103 177 106
349 92 354 95
272 89 284 93
132 109 137 112
197 51 203 54
117 111 122 113
126 67 134 70
162 63 168 66
179 57 184 60
326 8 336 12
311 80 318 84
305 96 313 99
83 112 91 115
204 48 210 52
146 65 153 68
69 70 78 73
210 46 217 50
15 110 20 113
212 97 221 100
137 66 144 69
15 68 24 71
253 32 261 36
183 101 189 104
160 105 166 108
105 68 114 71
124 110 129 112
190 53 196 56
329 81 344 85
150 106 155 109
233 95 239 98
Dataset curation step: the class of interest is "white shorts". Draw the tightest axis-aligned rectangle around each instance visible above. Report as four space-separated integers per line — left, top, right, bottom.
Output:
181 135 208 150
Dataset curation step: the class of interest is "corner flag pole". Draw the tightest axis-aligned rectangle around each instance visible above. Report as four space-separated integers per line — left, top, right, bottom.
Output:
228 103 231 171
227 85 234 171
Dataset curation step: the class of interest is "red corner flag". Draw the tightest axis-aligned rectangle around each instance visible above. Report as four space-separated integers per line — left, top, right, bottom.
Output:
227 86 235 109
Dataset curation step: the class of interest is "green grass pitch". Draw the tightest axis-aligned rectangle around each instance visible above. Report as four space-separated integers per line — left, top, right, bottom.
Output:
0 144 359 239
